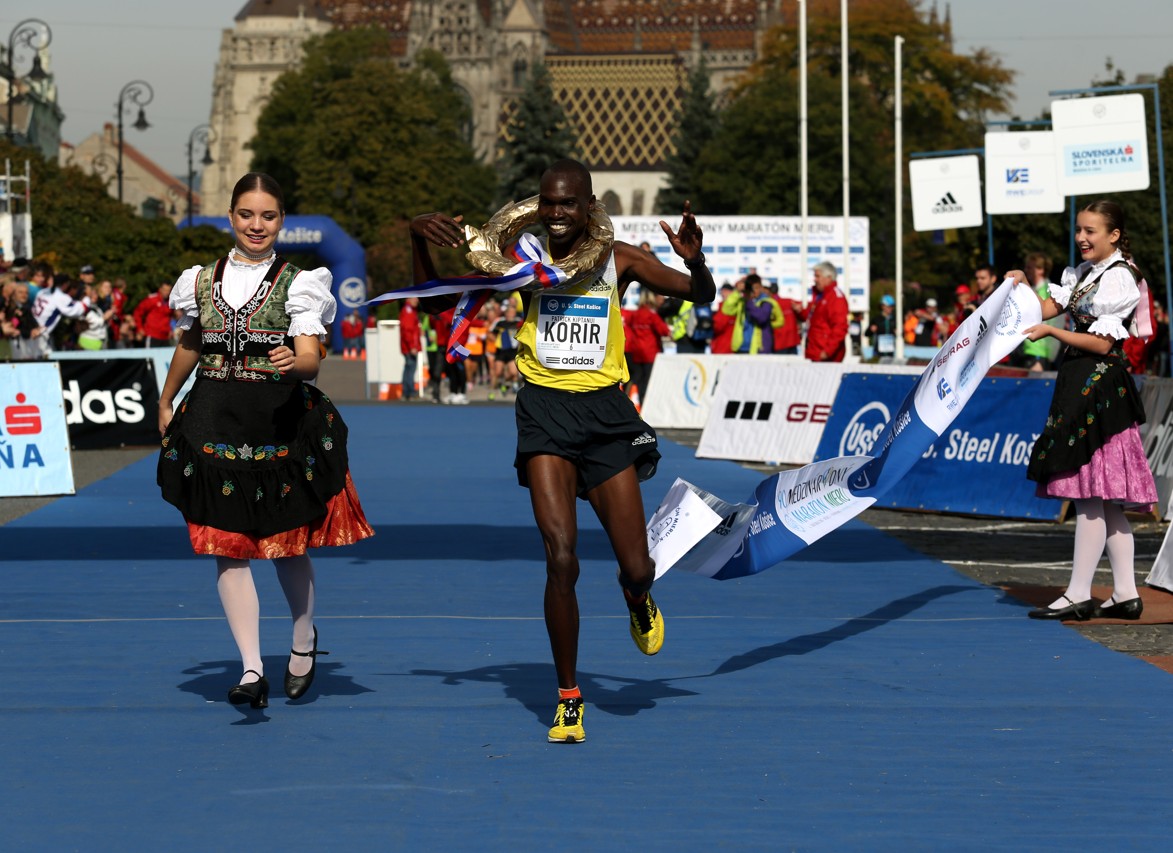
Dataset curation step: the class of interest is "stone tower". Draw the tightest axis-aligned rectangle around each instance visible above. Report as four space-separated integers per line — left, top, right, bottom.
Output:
201 1 332 215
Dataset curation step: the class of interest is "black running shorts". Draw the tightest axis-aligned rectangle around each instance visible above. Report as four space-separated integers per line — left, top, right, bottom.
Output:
514 382 660 498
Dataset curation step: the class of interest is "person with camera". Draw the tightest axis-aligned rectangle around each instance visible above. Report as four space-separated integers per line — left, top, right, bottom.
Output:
720 272 783 354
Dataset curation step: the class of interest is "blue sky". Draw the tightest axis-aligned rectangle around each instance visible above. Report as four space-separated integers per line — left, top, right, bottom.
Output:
2 0 1172 177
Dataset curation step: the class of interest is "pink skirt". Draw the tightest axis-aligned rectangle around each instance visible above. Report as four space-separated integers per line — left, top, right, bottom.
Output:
1035 424 1157 510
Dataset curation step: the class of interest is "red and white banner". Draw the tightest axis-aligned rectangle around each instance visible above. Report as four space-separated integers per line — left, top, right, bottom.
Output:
0 362 74 497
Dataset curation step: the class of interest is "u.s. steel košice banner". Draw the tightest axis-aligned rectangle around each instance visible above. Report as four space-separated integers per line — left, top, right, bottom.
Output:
647 280 1042 580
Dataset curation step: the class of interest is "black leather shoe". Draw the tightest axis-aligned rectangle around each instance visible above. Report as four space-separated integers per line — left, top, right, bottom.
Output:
1028 595 1095 621
285 627 329 700
227 670 270 709
1094 597 1144 620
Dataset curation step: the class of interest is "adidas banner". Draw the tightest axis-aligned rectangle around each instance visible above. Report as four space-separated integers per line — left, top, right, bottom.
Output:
909 155 984 231
646 280 1042 580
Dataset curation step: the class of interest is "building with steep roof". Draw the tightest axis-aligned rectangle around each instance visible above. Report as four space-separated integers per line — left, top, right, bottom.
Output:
65 124 199 224
202 0 779 216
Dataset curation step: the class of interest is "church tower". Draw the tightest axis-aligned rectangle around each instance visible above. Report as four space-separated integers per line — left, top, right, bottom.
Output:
202 1 332 215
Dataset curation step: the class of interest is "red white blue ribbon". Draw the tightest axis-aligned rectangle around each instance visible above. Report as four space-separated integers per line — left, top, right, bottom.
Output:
366 233 569 362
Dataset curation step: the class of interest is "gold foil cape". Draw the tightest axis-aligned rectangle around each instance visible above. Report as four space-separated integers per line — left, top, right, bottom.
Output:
464 195 615 285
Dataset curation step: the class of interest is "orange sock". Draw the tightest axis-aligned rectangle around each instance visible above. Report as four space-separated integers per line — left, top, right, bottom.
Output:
558 686 581 700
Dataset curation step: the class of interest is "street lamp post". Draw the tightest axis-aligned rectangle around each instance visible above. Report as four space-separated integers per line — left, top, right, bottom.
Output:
186 124 215 227
3 18 52 144
115 80 153 203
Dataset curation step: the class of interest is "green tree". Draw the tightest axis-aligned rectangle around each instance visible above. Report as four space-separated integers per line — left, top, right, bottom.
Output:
495 62 578 205
249 31 495 294
655 59 719 215
693 0 1014 290
0 138 226 305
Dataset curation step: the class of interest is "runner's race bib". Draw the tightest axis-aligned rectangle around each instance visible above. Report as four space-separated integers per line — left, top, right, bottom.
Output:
535 294 609 370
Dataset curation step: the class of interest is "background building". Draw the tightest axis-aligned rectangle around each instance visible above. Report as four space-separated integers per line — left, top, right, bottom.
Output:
1 47 64 161
64 125 198 225
202 0 775 215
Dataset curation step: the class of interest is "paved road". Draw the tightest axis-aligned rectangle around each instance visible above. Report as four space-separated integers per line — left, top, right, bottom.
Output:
6 356 1170 662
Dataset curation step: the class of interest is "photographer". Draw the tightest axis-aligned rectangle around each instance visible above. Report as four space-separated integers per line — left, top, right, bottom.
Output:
719 273 783 354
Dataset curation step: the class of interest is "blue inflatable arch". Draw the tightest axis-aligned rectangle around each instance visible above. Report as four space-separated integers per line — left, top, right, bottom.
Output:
184 215 367 353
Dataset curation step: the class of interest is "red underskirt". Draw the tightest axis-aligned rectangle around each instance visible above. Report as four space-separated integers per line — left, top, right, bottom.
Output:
187 472 374 559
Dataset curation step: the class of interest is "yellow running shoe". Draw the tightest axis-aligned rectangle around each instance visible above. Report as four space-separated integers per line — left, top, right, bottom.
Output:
547 696 585 743
628 593 664 655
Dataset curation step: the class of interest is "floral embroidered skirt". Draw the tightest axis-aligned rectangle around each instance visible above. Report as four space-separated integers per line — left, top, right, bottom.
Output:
158 378 374 558
1027 349 1157 508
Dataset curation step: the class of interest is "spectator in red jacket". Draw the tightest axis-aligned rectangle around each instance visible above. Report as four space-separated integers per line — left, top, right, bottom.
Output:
398 299 422 399
767 282 803 355
710 283 736 354
804 262 848 362
133 282 174 348
340 310 365 359
622 288 671 403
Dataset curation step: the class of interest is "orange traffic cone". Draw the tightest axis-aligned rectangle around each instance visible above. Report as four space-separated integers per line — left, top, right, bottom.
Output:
627 384 641 412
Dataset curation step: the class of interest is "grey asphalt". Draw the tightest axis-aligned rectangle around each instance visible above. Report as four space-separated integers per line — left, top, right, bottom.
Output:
5 355 1169 663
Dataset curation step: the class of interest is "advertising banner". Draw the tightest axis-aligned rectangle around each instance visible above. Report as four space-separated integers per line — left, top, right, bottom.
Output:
815 373 1060 519
695 360 921 465
0 362 74 497
984 131 1065 215
1051 93 1150 195
57 359 160 449
611 216 871 312
640 353 743 430
646 281 1041 579
54 348 195 400
1138 376 1173 519
909 155 984 231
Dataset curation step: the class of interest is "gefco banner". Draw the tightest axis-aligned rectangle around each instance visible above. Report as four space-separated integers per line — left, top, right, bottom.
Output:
1052 93 1150 195
612 215 872 312
816 373 1059 520
646 280 1041 579
984 130 1065 215
909 155 984 232
0 362 74 497
640 353 743 430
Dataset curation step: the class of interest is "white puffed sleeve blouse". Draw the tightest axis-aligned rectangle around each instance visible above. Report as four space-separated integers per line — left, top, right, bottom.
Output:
1047 250 1140 340
170 249 337 338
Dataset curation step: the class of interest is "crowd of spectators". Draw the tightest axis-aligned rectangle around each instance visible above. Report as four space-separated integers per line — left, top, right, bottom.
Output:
1 257 186 360
893 254 1170 376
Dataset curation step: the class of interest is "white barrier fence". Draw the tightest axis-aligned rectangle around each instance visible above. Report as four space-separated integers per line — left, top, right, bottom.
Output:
645 356 921 465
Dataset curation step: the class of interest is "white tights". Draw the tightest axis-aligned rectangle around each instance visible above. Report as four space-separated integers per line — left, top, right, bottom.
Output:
216 554 317 683
1051 498 1139 608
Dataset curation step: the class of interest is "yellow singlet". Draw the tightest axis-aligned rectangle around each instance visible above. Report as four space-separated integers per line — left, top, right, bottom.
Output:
515 243 628 391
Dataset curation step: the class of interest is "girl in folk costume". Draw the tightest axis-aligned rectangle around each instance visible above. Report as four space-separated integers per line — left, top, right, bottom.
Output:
157 173 373 708
1019 200 1157 621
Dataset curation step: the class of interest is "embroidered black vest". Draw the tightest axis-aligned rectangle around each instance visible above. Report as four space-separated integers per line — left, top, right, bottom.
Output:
196 256 301 382
1067 259 1140 358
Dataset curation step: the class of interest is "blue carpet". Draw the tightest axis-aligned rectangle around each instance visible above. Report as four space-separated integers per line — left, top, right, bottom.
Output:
2 405 1171 850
